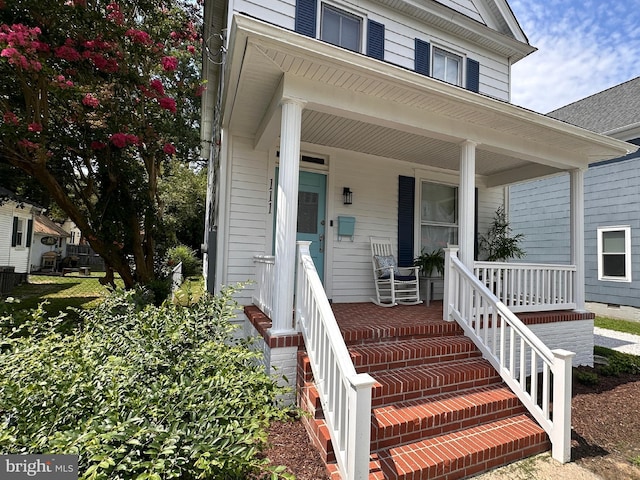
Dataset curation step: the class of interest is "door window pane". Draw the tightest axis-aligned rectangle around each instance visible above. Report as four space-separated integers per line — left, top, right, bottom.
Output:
297 191 319 234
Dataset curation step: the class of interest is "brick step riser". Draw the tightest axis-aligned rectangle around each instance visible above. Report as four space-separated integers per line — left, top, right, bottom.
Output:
353 350 482 374
371 402 527 451
344 328 465 346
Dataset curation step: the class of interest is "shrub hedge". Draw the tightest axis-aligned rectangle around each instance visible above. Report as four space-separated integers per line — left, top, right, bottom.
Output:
0 286 293 479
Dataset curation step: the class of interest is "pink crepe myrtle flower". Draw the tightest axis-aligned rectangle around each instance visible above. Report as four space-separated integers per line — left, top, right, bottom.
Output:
149 79 164 95
54 45 81 61
18 139 39 150
158 96 176 113
28 122 42 132
161 56 178 71
90 141 107 150
3 111 19 125
163 143 176 155
106 2 124 24
125 29 152 45
110 132 127 148
82 93 100 108
187 45 196 54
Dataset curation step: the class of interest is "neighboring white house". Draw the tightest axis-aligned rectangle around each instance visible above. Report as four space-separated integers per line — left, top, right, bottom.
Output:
0 187 37 274
201 0 634 327
61 218 83 246
31 214 70 273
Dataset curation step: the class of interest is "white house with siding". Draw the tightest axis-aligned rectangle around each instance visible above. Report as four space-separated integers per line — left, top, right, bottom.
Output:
201 0 637 478
0 187 37 275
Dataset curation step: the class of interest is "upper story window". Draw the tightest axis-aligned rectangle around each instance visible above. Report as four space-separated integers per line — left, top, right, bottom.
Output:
295 0 385 60
598 226 632 282
320 4 361 53
433 47 462 86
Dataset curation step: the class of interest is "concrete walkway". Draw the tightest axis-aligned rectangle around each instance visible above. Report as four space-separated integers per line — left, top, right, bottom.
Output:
594 327 640 356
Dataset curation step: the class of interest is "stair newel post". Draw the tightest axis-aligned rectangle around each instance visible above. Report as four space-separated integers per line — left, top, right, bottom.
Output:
347 374 375 480
443 247 458 321
550 348 575 463
295 241 312 332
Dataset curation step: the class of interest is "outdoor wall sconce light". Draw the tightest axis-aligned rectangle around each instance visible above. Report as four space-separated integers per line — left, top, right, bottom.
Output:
343 187 353 205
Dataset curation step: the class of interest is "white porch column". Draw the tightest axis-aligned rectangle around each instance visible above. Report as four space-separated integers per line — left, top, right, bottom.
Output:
272 98 305 334
570 168 586 311
459 141 477 269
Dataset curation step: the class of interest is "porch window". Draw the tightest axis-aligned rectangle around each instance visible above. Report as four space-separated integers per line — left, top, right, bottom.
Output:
420 182 458 253
597 226 632 282
320 4 362 53
433 47 462 86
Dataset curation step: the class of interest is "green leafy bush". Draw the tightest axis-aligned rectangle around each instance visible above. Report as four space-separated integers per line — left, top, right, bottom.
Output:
0 287 292 479
594 345 640 376
165 244 201 278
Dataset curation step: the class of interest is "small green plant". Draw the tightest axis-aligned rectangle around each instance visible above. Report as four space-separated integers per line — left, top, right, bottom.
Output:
166 244 201 277
594 345 640 376
479 206 526 261
414 248 445 277
0 286 293 479
575 369 599 386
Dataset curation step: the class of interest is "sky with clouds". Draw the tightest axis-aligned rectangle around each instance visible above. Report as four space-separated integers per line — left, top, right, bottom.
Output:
508 0 640 113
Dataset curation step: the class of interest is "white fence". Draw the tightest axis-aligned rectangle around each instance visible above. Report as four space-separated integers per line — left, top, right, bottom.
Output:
445 248 574 463
295 242 375 480
474 261 576 312
170 261 183 298
252 254 275 318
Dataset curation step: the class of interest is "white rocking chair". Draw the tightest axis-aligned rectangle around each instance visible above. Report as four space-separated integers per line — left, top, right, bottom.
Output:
370 237 421 307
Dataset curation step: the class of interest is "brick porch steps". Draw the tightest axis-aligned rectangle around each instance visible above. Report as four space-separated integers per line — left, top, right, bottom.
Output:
298 308 550 479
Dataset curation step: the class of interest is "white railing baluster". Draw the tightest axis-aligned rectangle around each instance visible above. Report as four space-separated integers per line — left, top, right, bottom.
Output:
446 248 575 464
253 255 276 317
294 242 376 480
473 261 576 312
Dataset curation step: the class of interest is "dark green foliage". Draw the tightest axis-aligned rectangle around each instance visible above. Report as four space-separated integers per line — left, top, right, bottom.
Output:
594 346 640 377
575 369 599 386
479 206 526 262
0 287 293 479
165 244 201 278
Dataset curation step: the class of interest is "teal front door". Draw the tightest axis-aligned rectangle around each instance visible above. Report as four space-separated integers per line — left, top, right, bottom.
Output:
296 171 326 282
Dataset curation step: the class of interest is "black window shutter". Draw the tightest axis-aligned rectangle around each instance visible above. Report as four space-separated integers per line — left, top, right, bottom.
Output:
397 176 415 267
295 0 317 38
367 20 385 60
466 58 480 93
414 39 430 76
11 217 18 247
26 219 33 246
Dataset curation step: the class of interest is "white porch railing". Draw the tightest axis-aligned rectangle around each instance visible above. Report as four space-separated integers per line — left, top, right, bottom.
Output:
252 254 275 318
474 261 576 312
296 241 376 480
445 248 574 463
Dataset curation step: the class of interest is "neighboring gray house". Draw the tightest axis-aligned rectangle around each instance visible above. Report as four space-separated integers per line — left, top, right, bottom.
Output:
510 77 640 311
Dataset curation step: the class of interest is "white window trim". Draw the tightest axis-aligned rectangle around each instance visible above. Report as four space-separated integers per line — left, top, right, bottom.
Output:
597 225 632 282
317 1 366 54
431 44 465 87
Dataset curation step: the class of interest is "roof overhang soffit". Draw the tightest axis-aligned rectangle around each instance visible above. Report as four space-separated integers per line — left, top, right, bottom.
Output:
223 16 636 183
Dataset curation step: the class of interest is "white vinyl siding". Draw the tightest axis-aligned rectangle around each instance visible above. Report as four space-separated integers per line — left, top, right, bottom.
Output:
597 226 632 282
0 203 32 273
228 0 511 100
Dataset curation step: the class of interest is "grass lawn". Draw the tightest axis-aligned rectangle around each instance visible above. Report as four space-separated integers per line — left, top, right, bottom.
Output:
7 272 124 318
595 316 640 336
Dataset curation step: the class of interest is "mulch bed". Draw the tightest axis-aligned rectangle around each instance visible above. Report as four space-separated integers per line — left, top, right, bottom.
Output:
263 368 640 480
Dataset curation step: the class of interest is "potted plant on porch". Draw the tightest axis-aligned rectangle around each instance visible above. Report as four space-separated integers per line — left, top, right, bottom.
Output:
414 248 445 305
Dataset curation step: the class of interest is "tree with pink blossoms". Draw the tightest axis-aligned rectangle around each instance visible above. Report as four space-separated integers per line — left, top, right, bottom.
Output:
0 0 203 290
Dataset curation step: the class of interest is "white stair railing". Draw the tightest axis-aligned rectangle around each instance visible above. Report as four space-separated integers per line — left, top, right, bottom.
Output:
296 241 376 480
445 248 574 463
252 254 275 318
474 261 576 312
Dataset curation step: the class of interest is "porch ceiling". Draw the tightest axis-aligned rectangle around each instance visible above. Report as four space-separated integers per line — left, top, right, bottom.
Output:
219 15 636 187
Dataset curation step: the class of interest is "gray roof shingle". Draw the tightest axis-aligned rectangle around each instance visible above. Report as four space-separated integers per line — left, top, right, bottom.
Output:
547 76 640 134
